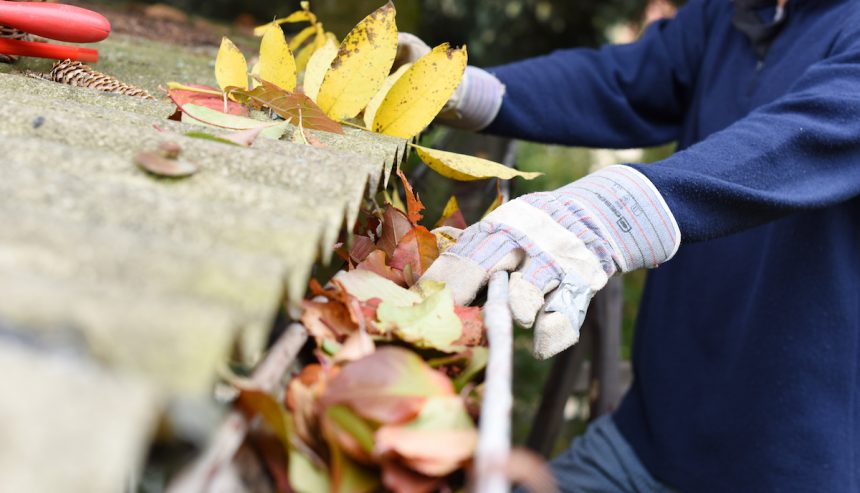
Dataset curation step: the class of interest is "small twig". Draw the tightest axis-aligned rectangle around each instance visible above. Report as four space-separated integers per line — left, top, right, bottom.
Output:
166 324 308 493
473 271 513 493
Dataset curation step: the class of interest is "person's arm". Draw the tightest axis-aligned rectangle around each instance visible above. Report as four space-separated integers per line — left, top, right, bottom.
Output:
484 0 710 147
628 21 860 242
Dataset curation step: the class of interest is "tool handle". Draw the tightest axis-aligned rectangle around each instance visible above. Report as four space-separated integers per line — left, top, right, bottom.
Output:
0 38 98 62
0 2 110 43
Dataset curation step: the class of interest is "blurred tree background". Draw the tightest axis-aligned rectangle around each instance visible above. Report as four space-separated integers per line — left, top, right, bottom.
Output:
132 0 679 454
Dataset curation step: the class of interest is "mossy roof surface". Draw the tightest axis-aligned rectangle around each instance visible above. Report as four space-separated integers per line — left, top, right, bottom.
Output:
0 32 406 493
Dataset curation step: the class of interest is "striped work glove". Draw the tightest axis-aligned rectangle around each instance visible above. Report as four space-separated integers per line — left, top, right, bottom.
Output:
396 33 505 131
422 166 680 359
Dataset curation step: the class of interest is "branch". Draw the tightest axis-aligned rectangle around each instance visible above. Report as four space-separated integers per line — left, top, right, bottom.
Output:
473 271 513 493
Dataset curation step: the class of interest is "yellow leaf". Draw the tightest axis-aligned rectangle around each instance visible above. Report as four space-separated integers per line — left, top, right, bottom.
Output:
250 61 261 89
253 5 317 37
303 36 339 101
215 37 248 92
373 44 467 139
363 63 411 130
259 24 297 91
166 82 222 96
294 24 327 74
289 25 318 52
412 144 544 181
316 1 398 120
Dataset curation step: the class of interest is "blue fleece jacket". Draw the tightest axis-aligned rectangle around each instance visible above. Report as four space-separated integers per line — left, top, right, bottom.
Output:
486 0 860 491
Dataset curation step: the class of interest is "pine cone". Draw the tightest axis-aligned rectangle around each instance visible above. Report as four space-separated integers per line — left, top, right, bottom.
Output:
0 0 45 64
47 59 155 100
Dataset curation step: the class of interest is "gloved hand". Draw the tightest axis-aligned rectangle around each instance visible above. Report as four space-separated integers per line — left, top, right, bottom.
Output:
422 166 681 359
394 32 506 131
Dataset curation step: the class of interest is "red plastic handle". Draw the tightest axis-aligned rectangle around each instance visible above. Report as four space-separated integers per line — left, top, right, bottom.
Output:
0 2 110 43
0 38 98 62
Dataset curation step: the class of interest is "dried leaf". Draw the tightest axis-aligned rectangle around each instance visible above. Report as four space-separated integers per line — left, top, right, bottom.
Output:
376 287 462 350
381 461 442 493
286 365 329 452
396 168 424 226
301 299 357 343
452 306 484 346
259 24 297 92
434 196 468 229
333 330 376 364
320 347 454 425
334 270 421 306
134 151 197 178
303 35 339 101
216 37 248 92
363 62 411 130
167 83 249 116
372 44 467 139
378 205 414 258
356 250 406 286
483 179 504 217
235 386 290 446
389 227 439 284
316 2 399 120
374 397 477 477
413 144 543 181
230 82 344 134
349 235 377 263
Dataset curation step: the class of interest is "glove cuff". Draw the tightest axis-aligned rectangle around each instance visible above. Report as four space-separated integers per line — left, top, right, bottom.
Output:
556 165 681 272
437 66 505 131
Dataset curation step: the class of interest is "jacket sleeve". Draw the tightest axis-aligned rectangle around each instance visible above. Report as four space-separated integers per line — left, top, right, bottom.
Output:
484 0 710 148
630 21 860 242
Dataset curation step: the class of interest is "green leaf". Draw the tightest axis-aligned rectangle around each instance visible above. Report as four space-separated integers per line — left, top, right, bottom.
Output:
377 287 462 350
184 131 242 146
333 269 421 306
289 449 330 493
180 104 290 140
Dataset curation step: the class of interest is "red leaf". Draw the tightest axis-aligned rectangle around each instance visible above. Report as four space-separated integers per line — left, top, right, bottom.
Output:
379 206 414 258
228 81 344 134
396 168 424 226
434 196 468 230
349 235 377 263
356 250 406 286
381 461 443 493
320 347 454 425
286 364 338 455
452 306 485 346
390 227 439 286
167 84 249 116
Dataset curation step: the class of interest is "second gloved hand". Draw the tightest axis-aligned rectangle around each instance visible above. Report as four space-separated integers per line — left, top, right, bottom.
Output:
395 32 506 132
422 166 681 359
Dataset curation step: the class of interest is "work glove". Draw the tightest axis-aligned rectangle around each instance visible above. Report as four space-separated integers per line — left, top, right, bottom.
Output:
395 32 505 131
422 166 681 359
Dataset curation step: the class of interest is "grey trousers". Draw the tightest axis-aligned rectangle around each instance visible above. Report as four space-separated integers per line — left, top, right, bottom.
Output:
545 415 675 493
